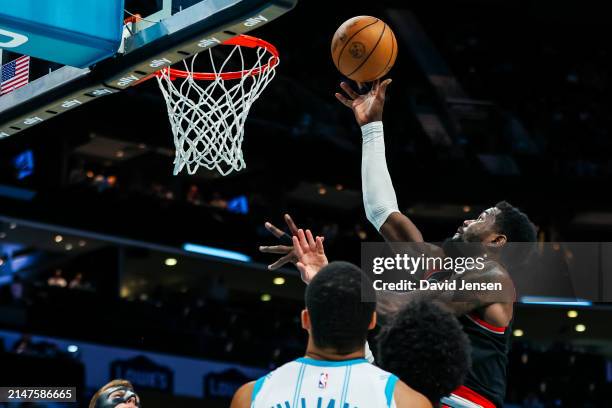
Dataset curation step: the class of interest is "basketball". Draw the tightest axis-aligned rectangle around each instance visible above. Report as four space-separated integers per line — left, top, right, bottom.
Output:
331 16 398 83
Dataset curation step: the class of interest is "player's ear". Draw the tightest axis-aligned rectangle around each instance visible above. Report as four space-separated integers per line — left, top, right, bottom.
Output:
368 311 377 330
301 309 311 330
487 233 507 247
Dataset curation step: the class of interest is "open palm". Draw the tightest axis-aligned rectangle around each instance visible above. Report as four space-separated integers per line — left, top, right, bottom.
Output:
292 229 328 284
335 79 392 127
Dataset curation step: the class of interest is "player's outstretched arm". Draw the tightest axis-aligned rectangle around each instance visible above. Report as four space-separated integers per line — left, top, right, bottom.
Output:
335 80 425 244
230 381 254 408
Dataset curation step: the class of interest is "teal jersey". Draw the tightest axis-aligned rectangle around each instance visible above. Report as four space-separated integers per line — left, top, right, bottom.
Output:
251 357 399 408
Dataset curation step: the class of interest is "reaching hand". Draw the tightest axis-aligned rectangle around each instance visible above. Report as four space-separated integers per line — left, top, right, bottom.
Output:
335 79 392 127
259 214 324 272
292 229 328 284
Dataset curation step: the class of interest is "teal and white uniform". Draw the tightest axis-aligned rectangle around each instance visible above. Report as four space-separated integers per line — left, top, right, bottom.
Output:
251 357 399 408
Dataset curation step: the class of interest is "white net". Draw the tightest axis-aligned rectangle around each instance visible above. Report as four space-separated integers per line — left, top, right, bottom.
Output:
156 40 278 175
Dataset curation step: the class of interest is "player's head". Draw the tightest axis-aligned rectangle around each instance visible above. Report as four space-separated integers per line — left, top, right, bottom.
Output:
303 261 376 355
89 379 140 408
444 201 536 262
377 300 471 404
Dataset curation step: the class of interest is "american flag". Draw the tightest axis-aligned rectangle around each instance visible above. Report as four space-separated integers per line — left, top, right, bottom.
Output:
1 55 30 96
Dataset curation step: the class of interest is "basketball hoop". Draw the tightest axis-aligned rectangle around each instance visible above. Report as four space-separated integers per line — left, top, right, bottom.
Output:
154 34 279 175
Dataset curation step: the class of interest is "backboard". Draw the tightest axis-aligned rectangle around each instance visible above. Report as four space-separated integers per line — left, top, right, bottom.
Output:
0 0 297 139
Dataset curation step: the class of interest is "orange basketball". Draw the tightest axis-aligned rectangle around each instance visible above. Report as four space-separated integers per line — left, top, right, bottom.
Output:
331 16 398 83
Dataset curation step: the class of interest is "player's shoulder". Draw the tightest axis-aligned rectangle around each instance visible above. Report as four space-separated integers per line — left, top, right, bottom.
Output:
393 379 432 408
234 362 291 407
230 381 255 408
352 359 394 379
256 359 301 384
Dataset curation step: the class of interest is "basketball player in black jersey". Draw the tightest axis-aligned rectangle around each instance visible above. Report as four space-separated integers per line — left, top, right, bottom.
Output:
260 80 537 407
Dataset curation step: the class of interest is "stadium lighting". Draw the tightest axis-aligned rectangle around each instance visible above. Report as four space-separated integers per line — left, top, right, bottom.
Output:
261 293 272 302
520 296 592 307
164 258 178 266
183 243 251 262
513 329 524 337
567 310 578 318
575 324 586 333
54 235 63 243
273 277 285 285
67 345 79 353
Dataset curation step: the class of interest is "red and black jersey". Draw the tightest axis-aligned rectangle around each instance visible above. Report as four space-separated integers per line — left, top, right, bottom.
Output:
426 270 511 408
456 312 511 407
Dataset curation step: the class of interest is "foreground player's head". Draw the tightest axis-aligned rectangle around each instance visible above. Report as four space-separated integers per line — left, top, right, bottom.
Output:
89 379 140 408
303 261 376 355
444 201 536 260
377 300 471 404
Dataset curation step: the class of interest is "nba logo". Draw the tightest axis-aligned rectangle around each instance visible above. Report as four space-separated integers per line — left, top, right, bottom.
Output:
318 373 329 389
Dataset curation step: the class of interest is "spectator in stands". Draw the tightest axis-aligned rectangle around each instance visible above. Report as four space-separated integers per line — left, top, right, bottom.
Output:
69 273 84 289
10 273 24 302
89 379 141 408
209 192 228 209
13 334 33 355
47 269 67 288
186 185 203 205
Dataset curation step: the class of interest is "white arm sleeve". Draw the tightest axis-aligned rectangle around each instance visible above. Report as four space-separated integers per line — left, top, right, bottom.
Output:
361 121 400 231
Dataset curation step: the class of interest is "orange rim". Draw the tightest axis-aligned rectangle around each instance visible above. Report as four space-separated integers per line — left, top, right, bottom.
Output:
156 34 279 81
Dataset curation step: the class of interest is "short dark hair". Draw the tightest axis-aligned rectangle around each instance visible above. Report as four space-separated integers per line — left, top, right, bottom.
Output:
377 300 471 404
305 261 375 354
494 201 537 267
494 201 537 243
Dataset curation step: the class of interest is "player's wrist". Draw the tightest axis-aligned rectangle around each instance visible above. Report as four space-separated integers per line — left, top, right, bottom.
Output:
361 121 384 139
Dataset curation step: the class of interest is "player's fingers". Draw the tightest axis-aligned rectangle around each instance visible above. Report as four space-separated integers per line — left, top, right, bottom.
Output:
335 93 353 108
379 78 392 98
340 82 360 99
265 221 286 239
315 237 325 254
268 253 293 270
292 236 305 258
297 229 309 250
372 79 380 93
259 245 292 254
284 213 299 235
305 229 316 250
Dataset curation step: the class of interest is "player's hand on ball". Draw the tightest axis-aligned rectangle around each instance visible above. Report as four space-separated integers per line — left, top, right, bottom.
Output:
292 229 328 284
259 214 325 272
335 78 392 127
